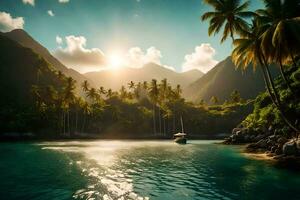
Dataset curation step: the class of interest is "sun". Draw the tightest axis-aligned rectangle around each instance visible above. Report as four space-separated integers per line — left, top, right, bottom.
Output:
108 53 123 69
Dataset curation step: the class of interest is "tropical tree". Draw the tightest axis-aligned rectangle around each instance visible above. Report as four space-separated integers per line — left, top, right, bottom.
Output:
201 0 253 43
87 88 98 103
148 79 159 135
63 77 76 135
232 18 300 132
106 89 114 99
98 86 106 98
258 0 300 92
81 80 90 93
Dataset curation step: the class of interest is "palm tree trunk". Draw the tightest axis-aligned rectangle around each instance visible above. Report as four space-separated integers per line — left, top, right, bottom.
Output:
260 57 299 133
67 110 70 136
75 109 78 133
158 107 162 135
152 103 156 135
173 105 176 132
81 113 86 133
163 117 166 137
63 111 66 136
279 60 295 95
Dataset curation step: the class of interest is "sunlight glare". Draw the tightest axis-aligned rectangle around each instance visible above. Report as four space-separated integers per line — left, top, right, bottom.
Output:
108 53 124 69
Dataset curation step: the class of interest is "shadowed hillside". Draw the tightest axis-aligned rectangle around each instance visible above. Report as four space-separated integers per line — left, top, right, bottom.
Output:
0 29 93 90
0 34 68 133
184 57 279 103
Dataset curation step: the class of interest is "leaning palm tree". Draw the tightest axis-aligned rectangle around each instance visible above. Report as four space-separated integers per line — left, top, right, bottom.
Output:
201 0 253 43
232 19 299 132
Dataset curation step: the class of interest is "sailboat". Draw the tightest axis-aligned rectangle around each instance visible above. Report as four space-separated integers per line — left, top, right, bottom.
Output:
173 117 187 144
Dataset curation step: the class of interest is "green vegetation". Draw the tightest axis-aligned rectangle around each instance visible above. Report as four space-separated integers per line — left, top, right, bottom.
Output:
0 34 252 139
202 0 300 136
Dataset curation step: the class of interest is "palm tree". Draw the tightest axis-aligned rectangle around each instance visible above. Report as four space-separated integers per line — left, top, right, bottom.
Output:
87 88 98 103
106 89 114 99
158 79 168 135
81 80 90 93
201 0 253 43
149 79 159 135
63 77 76 135
98 86 106 98
128 81 135 90
81 101 91 133
232 19 299 132
133 82 141 101
258 0 300 92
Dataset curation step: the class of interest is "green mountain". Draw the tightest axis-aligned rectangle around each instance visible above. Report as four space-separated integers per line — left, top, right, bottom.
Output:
85 63 204 90
0 29 92 90
0 34 66 132
184 57 279 103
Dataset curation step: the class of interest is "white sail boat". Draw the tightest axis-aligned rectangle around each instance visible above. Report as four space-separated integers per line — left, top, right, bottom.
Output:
173 117 187 144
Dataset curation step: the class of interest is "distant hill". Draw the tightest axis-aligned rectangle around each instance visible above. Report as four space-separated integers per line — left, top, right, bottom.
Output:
0 34 66 110
184 57 279 103
0 29 92 90
85 63 204 90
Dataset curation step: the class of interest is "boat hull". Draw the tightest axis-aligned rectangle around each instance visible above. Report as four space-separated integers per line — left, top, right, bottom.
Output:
174 137 187 144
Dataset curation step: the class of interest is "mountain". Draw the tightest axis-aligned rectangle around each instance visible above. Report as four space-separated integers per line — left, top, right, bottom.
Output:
184 57 279 103
0 29 92 89
0 34 68 132
84 63 204 90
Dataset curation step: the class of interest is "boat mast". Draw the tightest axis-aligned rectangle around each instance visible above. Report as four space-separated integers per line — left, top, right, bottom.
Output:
180 116 184 133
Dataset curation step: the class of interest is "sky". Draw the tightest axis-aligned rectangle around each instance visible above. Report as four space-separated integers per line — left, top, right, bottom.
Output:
0 0 263 73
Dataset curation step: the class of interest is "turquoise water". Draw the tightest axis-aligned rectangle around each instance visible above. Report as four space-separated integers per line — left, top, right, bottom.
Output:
0 140 300 200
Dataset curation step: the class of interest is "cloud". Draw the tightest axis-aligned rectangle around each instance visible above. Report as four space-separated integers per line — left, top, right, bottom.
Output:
0 11 24 32
58 0 69 3
47 10 55 17
56 35 63 45
22 0 35 6
125 46 174 70
182 43 218 73
53 35 107 73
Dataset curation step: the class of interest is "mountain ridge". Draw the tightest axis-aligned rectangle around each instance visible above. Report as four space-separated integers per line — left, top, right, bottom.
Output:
184 56 279 103
85 62 204 90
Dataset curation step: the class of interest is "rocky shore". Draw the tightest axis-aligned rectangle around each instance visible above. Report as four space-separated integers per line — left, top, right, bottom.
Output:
224 126 300 170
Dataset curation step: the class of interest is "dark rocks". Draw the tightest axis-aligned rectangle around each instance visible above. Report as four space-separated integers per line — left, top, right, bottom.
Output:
283 140 298 156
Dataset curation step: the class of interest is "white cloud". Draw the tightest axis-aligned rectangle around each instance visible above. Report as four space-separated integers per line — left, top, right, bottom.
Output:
121 46 175 70
58 0 69 3
125 46 173 69
53 35 107 73
0 11 24 32
22 0 35 6
182 43 218 73
56 35 63 45
47 10 55 17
